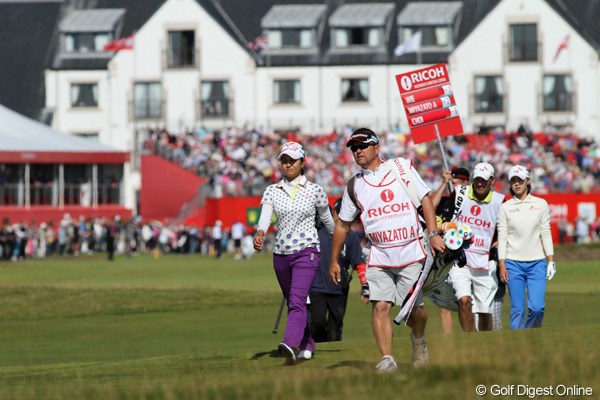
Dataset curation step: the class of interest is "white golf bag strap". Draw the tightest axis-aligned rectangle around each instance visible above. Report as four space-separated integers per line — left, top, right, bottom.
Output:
452 184 469 221
385 159 421 209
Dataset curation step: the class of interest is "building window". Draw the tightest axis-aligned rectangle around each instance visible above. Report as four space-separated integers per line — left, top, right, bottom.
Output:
201 80 230 117
97 164 122 205
30 164 56 206
543 74 572 112
70 83 98 108
474 76 504 113
401 27 449 47
268 29 313 49
134 82 162 119
168 30 196 67
64 33 109 53
341 78 368 102
64 164 91 206
0 164 23 206
273 80 301 104
333 28 381 48
509 23 537 62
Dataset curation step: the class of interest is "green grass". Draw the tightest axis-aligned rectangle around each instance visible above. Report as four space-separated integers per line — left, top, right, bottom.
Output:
0 251 599 399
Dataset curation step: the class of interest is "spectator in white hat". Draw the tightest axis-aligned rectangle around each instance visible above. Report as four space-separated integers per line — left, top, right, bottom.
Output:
498 165 555 329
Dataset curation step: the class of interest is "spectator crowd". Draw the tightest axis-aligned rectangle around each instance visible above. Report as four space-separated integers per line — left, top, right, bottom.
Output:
0 215 264 261
142 124 600 197
1 125 599 261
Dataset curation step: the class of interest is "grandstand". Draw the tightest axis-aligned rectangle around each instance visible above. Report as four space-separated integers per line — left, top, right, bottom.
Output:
141 125 600 197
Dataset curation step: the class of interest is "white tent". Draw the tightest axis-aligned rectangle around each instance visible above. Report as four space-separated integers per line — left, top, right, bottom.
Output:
0 103 128 163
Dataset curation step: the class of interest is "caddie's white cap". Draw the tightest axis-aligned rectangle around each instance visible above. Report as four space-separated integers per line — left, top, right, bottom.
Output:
278 142 305 160
508 165 529 181
473 162 495 180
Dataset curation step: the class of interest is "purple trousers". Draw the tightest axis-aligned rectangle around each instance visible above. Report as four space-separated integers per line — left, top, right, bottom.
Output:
273 246 319 352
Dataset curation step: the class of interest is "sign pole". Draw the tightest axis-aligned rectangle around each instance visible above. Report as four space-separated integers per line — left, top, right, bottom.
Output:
435 123 453 192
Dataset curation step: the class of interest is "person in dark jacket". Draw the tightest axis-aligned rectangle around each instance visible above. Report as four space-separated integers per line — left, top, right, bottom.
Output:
309 198 365 342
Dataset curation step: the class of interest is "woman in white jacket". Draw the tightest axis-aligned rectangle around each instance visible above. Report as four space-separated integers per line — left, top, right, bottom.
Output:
498 165 556 329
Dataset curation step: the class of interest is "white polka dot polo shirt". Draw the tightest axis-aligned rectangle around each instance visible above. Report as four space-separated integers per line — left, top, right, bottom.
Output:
260 175 329 255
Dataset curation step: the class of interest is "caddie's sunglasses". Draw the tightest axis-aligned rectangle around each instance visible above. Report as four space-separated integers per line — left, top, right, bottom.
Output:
350 143 375 152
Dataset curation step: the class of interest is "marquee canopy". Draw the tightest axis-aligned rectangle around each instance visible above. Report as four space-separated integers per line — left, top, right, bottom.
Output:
0 103 129 164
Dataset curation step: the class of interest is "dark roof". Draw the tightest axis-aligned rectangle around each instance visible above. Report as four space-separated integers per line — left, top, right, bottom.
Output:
546 0 600 51
0 1 62 120
397 1 463 25
50 0 165 70
2 0 600 121
218 0 502 66
261 4 327 28
59 8 126 32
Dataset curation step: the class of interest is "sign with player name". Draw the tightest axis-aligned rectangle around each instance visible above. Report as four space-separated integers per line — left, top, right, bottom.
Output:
396 63 463 144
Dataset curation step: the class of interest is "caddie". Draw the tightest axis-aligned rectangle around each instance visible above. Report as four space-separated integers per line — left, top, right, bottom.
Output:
438 162 504 332
329 128 445 372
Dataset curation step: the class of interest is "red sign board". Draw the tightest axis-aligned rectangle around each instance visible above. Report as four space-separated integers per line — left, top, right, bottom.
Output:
396 64 463 144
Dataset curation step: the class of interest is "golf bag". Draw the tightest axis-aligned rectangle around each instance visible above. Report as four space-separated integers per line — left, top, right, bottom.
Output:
394 246 466 325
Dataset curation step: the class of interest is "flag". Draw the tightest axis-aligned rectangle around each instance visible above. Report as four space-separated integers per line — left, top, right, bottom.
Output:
394 31 422 57
552 33 570 63
246 34 268 53
103 33 134 52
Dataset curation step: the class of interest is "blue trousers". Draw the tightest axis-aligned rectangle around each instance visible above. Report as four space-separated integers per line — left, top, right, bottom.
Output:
506 259 547 329
273 246 319 351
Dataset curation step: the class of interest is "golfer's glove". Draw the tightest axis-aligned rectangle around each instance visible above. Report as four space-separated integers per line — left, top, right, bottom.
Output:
546 261 556 281
360 284 370 299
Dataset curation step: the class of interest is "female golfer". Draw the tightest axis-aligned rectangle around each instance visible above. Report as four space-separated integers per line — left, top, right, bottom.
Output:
253 142 334 364
498 165 556 329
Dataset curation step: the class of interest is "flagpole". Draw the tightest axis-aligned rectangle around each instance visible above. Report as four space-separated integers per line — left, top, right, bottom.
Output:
417 29 422 65
435 123 452 192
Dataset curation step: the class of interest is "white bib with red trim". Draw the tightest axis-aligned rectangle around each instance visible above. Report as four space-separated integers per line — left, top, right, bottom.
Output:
355 172 425 268
455 192 503 270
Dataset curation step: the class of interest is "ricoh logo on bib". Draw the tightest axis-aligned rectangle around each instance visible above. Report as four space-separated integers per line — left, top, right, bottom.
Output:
456 213 492 228
367 202 411 218
380 189 394 203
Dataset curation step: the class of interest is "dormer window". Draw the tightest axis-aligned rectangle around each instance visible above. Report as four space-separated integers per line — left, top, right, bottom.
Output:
64 33 110 53
396 1 462 53
333 27 382 48
59 9 126 54
329 3 394 50
268 29 314 49
401 27 449 47
261 5 325 52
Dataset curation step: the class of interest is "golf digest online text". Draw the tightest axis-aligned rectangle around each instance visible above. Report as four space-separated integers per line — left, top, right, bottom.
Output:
475 384 594 397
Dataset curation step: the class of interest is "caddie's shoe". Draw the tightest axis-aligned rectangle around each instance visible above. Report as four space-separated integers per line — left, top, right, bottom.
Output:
278 343 298 365
298 349 313 360
375 355 397 373
411 333 429 368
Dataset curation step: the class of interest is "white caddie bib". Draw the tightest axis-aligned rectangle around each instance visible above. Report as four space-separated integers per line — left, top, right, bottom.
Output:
355 173 426 268
455 192 503 270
